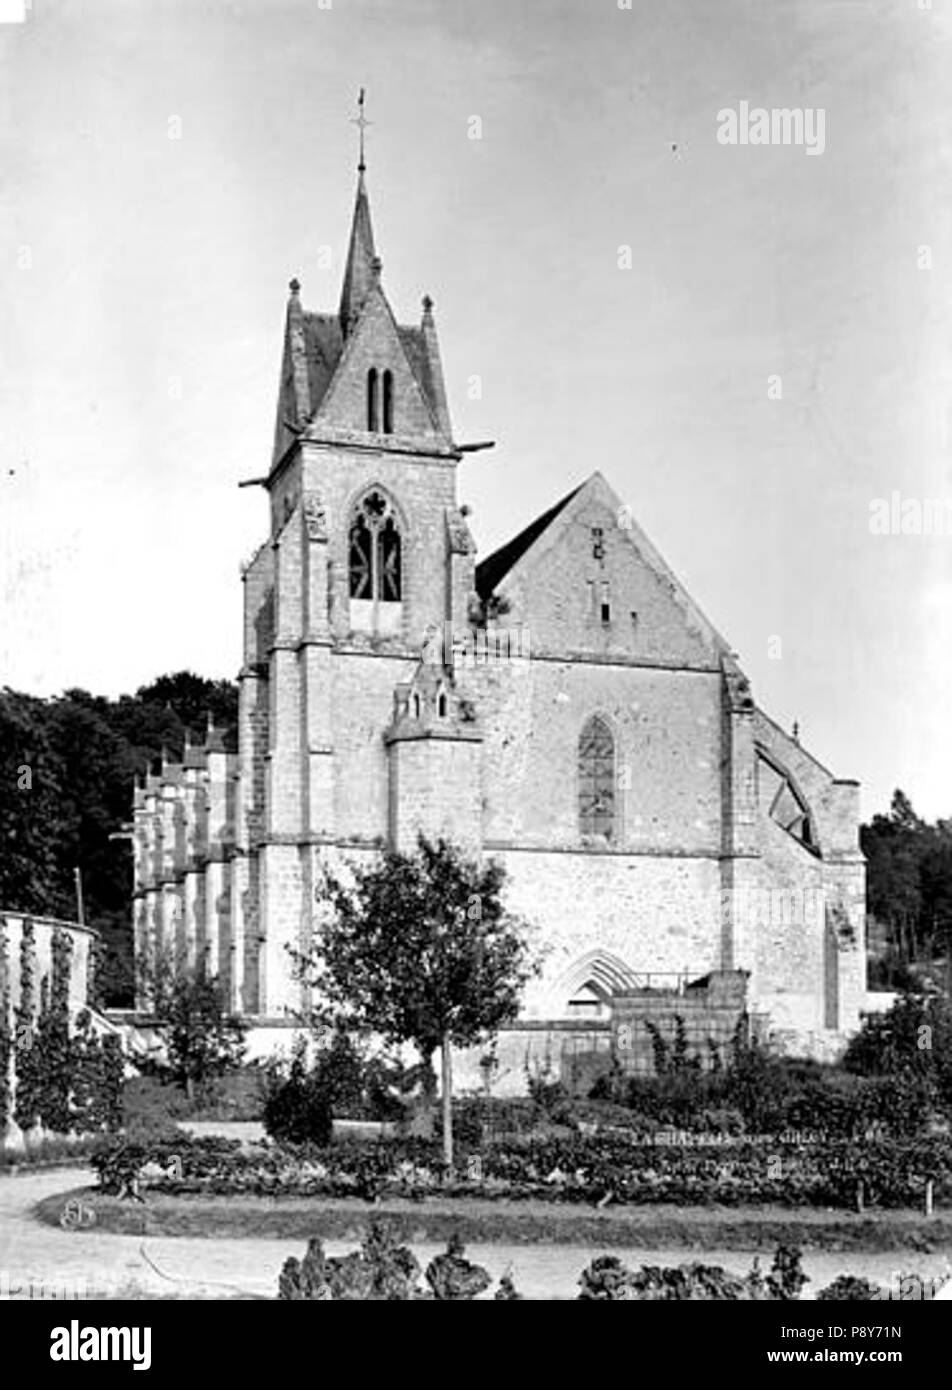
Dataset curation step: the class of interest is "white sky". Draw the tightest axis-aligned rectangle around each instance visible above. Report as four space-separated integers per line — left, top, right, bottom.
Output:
1 0 950 821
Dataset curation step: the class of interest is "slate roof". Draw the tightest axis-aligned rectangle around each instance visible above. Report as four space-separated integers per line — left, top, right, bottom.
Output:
301 313 344 418
398 325 437 416
287 314 441 428
475 482 583 599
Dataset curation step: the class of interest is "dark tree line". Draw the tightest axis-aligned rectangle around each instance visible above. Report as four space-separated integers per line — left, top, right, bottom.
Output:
0 672 237 1007
862 790 952 985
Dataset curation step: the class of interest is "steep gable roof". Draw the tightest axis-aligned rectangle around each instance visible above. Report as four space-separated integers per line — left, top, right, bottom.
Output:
302 313 343 407
399 326 435 408
313 280 444 439
475 482 584 599
271 287 346 466
477 472 732 658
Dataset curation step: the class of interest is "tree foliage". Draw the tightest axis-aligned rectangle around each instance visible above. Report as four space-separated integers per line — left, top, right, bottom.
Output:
262 1042 333 1146
842 988 952 1113
147 963 247 1099
0 673 238 1005
305 836 538 1087
862 789 952 973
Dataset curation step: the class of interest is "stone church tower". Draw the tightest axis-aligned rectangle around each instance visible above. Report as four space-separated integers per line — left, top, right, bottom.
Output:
133 140 867 1075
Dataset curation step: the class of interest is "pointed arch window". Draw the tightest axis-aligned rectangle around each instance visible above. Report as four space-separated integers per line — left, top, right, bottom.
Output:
382 369 394 434
579 715 615 840
349 490 402 603
367 368 379 432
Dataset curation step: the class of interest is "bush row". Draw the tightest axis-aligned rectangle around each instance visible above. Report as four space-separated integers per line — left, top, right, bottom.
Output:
91 1132 952 1210
591 1055 942 1139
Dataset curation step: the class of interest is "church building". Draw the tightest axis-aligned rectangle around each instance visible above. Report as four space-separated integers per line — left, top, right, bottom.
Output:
132 139 866 1079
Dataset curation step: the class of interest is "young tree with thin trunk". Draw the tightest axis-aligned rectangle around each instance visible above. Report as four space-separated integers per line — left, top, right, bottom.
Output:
303 836 538 1171
140 950 246 1100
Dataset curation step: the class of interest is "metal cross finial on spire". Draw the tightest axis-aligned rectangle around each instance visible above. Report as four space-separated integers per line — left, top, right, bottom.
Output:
351 87 372 172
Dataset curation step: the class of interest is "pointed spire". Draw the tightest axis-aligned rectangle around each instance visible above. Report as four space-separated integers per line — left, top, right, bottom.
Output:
420 294 453 437
339 91 378 337
271 278 311 466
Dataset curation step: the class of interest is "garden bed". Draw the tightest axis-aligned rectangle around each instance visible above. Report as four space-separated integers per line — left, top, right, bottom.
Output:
34 1183 952 1251
89 1133 952 1211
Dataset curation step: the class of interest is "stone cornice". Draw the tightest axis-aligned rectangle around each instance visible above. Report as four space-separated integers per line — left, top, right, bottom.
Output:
252 833 386 852
302 430 461 462
384 723 483 746
483 841 734 860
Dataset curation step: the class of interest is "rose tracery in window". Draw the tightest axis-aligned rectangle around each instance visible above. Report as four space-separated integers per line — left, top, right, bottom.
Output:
348 490 402 602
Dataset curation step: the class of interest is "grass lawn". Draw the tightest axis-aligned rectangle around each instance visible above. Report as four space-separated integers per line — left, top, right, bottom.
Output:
35 1185 952 1252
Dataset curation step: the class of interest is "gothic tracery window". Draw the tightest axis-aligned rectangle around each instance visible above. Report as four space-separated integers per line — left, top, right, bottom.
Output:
579 715 615 840
348 490 402 603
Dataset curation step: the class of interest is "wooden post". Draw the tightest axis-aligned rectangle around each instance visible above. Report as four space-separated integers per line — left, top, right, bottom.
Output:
925 1179 934 1217
441 1034 453 1175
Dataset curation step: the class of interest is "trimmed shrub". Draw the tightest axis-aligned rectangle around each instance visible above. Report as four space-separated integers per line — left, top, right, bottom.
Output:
263 1050 333 1147
577 1245 808 1301
425 1233 492 1300
277 1225 491 1301
313 1030 364 1116
816 1276 885 1301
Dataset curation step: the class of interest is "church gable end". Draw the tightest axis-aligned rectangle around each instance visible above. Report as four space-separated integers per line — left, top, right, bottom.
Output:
314 286 445 443
481 474 727 667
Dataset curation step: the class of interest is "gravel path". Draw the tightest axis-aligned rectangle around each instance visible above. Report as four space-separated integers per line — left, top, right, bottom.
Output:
2 1168 951 1300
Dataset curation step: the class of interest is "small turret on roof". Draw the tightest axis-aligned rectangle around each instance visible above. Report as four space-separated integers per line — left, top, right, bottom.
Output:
204 713 227 755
